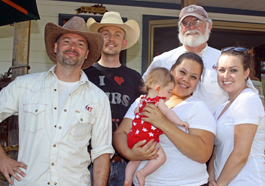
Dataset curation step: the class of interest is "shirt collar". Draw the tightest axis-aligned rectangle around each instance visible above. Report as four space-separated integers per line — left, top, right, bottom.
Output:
46 65 89 85
79 69 89 84
181 44 208 58
45 65 56 78
199 44 208 58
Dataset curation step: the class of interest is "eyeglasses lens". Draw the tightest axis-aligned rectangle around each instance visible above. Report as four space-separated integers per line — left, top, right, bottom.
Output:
181 19 202 28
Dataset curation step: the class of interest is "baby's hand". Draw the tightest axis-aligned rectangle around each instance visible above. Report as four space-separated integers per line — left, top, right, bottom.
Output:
140 94 145 99
180 121 189 131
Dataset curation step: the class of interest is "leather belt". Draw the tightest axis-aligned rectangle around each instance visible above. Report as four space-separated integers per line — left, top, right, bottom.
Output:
111 154 123 163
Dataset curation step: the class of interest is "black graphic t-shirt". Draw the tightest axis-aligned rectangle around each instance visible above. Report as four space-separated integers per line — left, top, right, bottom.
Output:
84 62 143 133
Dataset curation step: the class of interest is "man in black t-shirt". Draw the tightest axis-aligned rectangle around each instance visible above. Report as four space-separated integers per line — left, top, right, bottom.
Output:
84 11 143 186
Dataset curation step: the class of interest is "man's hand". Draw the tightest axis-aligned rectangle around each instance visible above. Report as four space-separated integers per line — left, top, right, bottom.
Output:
0 154 27 185
130 139 159 161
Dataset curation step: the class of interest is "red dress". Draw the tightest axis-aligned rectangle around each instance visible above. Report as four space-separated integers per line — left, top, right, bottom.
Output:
127 95 165 149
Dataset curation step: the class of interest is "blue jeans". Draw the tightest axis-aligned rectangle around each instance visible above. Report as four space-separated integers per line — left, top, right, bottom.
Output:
89 159 127 186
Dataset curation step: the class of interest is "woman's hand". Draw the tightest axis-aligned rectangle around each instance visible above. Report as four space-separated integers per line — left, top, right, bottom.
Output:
209 180 218 186
113 118 159 161
141 103 167 130
130 139 159 160
208 147 216 186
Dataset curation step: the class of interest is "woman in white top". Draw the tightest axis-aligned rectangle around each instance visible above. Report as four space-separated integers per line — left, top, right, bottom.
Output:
208 47 265 186
113 52 216 186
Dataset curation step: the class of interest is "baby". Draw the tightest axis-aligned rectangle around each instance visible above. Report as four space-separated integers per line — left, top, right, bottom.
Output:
125 67 189 186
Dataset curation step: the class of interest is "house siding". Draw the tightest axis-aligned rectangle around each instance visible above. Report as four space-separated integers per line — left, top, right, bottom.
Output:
0 0 265 75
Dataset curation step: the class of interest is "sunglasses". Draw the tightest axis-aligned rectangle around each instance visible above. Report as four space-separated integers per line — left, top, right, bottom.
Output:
180 19 205 29
221 47 249 67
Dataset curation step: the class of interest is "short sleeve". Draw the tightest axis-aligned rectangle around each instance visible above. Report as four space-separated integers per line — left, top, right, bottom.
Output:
188 101 216 135
232 91 265 125
124 97 140 119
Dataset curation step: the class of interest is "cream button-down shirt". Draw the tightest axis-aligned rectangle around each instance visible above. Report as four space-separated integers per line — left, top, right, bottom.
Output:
0 66 114 186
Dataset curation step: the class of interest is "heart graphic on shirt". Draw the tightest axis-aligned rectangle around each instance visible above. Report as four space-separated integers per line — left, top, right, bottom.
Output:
114 76 124 85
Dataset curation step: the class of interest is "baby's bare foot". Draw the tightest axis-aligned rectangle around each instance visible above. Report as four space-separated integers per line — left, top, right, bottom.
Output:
136 170 146 186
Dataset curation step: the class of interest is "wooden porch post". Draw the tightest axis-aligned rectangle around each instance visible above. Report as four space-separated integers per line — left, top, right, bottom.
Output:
181 0 197 8
9 20 31 159
12 21 30 80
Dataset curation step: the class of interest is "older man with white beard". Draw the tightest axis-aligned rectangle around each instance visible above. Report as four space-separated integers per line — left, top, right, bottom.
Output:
142 5 228 114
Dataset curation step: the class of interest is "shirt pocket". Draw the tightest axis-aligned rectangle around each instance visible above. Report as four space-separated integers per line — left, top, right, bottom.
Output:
23 103 47 133
68 111 95 143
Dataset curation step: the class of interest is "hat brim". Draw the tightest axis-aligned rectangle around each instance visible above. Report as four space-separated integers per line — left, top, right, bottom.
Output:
45 22 103 69
179 13 206 23
87 18 140 50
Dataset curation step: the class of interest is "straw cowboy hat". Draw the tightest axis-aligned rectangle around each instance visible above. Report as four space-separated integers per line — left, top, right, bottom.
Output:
45 16 103 69
87 11 140 50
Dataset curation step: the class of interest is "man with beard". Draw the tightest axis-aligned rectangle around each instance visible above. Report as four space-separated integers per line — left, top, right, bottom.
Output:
84 12 143 186
143 4 228 114
0 16 114 186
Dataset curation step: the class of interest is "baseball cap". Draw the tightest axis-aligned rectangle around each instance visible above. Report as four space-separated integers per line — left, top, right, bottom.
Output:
179 5 208 23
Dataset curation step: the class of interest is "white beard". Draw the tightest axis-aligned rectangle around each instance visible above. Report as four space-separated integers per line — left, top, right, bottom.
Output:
178 24 210 47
